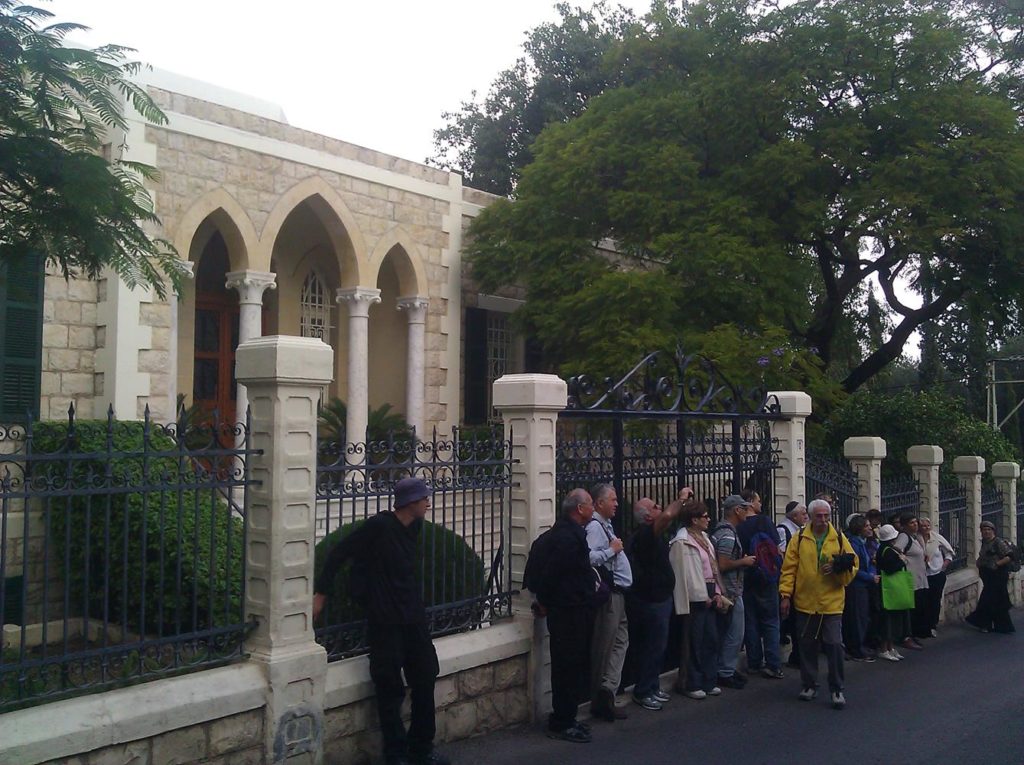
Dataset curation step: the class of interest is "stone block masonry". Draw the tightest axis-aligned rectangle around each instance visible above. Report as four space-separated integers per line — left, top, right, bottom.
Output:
41 271 98 420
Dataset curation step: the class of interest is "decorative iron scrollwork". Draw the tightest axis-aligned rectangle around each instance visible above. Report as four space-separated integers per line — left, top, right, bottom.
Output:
565 348 781 416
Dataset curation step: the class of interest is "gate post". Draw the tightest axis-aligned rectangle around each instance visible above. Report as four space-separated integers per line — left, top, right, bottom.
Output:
493 373 568 723
991 461 1019 546
953 456 985 567
844 437 886 515
236 336 334 765
908 445 943 529
767 391 812 520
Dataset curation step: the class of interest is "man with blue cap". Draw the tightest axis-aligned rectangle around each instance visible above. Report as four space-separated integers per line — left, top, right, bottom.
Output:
314 477 449 765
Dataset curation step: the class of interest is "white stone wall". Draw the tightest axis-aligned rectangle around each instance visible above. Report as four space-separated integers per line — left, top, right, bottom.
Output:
40 272 98 420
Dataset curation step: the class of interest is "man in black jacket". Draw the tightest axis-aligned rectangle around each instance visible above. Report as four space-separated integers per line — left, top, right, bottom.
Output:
313 477 449 765
530 488 599 743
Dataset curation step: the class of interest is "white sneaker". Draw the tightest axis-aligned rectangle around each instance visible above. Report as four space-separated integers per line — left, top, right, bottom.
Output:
686 690 707 700
880 650 899 662
831 691 846 710
893 650 905 660
930 628 938 638
708 686 722 696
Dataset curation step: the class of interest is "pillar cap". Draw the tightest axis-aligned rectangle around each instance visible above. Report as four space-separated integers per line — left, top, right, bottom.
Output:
493 374 568 411
907 445 943 467
844 436 886 460
991 461 1021 480
236 336 334 385
952 455 986 475
768 391 812 417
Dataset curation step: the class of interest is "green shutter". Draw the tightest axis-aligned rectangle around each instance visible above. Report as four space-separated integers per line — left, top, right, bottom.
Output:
0 254 44 422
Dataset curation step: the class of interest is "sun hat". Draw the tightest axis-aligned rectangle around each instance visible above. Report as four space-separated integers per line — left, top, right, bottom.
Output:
877 524 898 542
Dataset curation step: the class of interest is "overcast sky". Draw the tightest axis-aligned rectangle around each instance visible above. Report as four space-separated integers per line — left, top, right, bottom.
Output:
45 0 651 165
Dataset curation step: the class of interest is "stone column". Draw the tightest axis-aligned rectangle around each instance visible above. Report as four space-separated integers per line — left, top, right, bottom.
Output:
225 270 276 424
492 373 567 723
844 437 886 513
396 296 429 436
953 456 985 567
992 461 1019 544
335 287 381 445
236 335 334 765
767 391 812 521
908 445 944 528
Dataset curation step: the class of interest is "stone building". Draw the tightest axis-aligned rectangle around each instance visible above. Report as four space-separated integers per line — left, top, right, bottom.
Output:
2 67 528 436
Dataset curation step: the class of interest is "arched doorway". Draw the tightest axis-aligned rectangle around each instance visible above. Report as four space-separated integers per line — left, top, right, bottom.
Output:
192 232 238 421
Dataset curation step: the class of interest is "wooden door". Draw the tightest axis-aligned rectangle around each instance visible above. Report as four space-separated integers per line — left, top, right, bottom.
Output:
193 293 239 423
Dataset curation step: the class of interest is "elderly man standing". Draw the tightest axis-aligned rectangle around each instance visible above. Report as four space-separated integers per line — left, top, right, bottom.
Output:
625 492 687 710
779 498 859 709
711 495 756 689
586 483 632 721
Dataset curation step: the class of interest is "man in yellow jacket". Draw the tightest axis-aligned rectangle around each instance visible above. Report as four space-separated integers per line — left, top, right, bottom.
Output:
779 498 858 709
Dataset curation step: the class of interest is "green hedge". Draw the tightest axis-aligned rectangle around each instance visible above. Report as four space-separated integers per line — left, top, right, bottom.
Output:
313 517 486 623
32 420 244 635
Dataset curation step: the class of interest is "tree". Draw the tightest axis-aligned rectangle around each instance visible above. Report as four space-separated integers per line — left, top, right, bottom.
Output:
463 0 1024 394
0 1 185 299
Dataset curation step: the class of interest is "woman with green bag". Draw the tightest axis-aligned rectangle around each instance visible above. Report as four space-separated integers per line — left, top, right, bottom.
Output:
875 524 914 662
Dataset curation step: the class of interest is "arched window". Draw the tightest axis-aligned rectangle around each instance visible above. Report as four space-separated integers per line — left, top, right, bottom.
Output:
300 271 331 342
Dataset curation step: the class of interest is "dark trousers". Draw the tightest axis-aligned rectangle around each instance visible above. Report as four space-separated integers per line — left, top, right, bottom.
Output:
911 588 931 638
626 596 672 697
794 611 845 694
367 622 440 762
842 585 870 658
686 602 720 693
782 609 801 666
967 567 1015 633
547 605 593 731
743 585 781 671
925 571 947 631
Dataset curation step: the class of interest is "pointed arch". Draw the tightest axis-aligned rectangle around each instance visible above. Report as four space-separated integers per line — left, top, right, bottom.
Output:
173 188 257 272
259 176 368 285
367 224 429 298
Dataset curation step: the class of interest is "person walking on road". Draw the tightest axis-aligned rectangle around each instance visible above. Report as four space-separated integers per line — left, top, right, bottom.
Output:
779 498 858 709
966 520 1016 634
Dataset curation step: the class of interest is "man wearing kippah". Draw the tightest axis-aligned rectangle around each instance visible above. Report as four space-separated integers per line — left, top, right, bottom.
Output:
314 477 449 765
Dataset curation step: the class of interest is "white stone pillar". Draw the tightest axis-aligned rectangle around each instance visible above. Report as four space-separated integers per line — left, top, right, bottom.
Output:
396 296 429 436
844 436 886 513
992 461 1019 542
236 335 334 765
225 270 276 423
767 391 812 520
336 287 381 445
908 445 943 528
493 373 567 723
953 456 985 567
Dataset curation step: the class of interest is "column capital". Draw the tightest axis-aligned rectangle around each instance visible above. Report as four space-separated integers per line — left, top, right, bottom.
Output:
768 391 812 417
236 336 333 386
396 295 429 322
493 374 567 412
336 286 382 317
991 461 1020 481
225 270 276 304
953 455 986 476
907 445 944 467
844 436 887 460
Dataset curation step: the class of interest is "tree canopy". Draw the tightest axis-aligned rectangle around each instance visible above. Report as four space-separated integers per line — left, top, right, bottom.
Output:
0 1 185 298
455 0 1024 397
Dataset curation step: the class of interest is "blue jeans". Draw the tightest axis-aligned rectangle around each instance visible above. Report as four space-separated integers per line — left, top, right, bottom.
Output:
626 596 672 697
743 586 781 671
717 593 745 677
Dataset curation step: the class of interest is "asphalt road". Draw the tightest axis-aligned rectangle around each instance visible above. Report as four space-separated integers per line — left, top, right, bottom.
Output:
446 609 1024 765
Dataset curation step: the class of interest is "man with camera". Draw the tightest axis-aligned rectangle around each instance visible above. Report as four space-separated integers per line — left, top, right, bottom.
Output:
779 498 858 709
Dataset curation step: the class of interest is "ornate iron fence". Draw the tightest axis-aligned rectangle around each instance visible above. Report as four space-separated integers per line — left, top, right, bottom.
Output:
880 476 922 519
0 406 258 713
939 479 969 571
313 428 514 661
980 486 1005 537
805 448 859 527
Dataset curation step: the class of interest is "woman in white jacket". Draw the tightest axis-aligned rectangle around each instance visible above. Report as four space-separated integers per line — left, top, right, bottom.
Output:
669 500 727 699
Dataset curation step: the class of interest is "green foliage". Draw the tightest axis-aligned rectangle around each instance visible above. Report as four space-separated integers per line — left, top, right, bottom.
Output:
0 1 185 298
31 419 244 634
459 0 1024 394
313 519 487 624
822 390 1020 477
317 398 413 443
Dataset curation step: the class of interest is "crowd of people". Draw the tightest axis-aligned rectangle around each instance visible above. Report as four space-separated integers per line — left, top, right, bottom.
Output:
527 485 1018 744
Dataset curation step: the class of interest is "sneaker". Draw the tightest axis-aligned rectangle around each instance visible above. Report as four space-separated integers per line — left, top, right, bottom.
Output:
831 691 846 710
652 689 671 703
930 628 939 638
879 650 900 662
633 693 663 711
762 668 785 679
717 674 746 689
797 687 818 702
892 649 905 660
547 724 592 743
708 686 722 696
686 690 707 700
849 654 876 664
902 638 924 651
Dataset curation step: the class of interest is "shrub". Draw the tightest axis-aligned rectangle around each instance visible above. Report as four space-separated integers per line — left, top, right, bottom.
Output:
822 390 1020 477
31 419 244 635
313 518 486 625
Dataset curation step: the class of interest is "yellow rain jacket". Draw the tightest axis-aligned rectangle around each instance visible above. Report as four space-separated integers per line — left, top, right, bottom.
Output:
778 523 858 615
